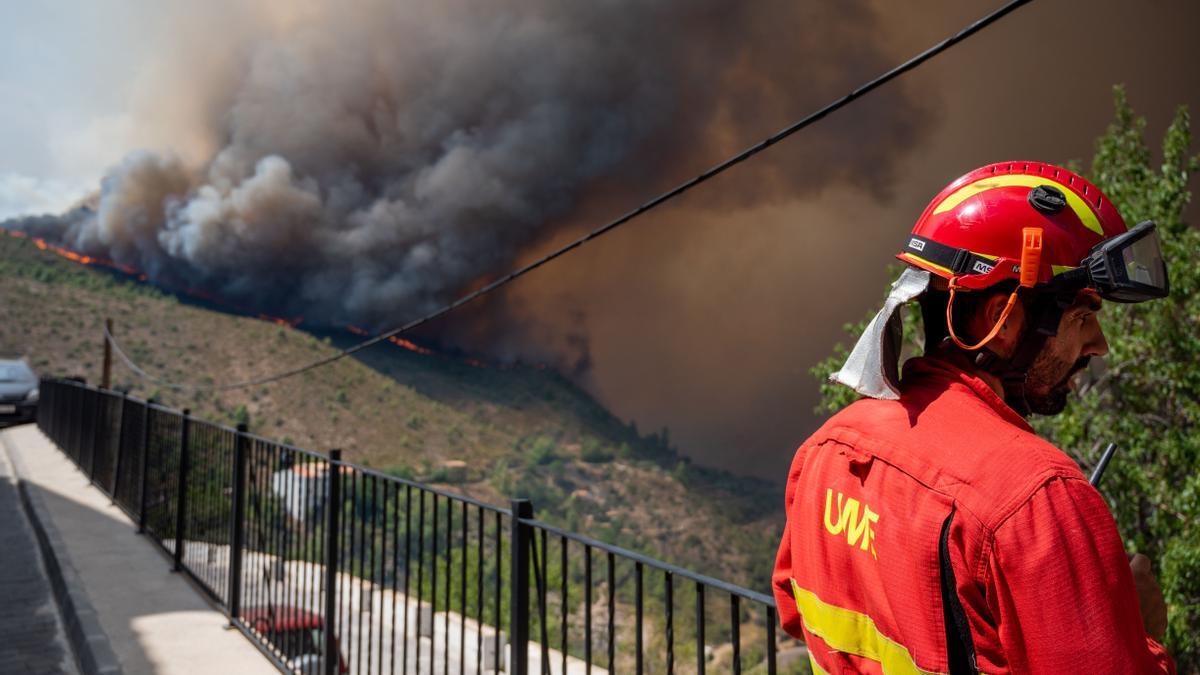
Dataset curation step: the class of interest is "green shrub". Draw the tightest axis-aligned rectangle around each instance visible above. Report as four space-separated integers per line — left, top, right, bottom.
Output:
386 464 415 480
581 437 615 463
528 436 558 466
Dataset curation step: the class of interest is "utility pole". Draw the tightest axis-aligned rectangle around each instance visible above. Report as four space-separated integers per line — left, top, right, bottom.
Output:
101 318 113 390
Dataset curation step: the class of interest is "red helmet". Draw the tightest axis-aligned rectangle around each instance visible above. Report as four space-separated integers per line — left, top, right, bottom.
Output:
839 161 1167 415
898 161 1127 291
896 161 1146 352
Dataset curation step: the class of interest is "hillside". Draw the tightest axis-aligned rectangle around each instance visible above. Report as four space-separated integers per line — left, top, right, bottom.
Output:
0 231 783 588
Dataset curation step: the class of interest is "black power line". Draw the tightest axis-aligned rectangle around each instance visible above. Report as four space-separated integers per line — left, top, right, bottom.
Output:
106 0 1033 391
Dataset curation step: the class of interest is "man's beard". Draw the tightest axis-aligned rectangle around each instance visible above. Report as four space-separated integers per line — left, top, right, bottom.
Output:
1023 353 1091 415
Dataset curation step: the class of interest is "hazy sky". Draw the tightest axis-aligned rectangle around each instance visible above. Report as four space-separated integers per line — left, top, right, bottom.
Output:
3 0 1197 479
1 3 131 214
0 1 243 217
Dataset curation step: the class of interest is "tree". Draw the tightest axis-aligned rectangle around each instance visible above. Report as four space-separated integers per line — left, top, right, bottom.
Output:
812 87 1200 670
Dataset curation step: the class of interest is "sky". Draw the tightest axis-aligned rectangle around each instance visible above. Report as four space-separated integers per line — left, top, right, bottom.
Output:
1 3 136 216
2 0 1198 480
0 1 244 218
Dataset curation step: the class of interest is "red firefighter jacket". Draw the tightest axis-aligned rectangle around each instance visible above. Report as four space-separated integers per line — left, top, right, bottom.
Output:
773 356 1174 674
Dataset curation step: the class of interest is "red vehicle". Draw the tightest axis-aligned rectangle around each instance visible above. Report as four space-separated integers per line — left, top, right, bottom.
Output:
242 606 347 674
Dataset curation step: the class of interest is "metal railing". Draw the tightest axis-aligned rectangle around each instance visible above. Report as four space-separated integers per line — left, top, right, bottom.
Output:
36 378 796 674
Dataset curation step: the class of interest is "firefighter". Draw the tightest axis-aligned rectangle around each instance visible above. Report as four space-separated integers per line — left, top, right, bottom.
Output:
773 161 1175 674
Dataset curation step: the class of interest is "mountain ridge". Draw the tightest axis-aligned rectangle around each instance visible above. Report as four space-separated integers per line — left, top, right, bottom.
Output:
0 230 783 589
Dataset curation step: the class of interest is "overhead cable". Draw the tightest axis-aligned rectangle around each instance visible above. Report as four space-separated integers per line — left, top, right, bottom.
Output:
106 0 1033 391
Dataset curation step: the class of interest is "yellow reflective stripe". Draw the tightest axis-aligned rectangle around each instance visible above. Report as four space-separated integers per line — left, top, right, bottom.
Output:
907 251 1080 277
905 251 1078 279
932 175 1104 236
790 579 940 675
897 252 953 276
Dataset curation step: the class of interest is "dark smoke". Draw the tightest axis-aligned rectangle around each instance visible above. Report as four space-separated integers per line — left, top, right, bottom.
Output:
4 0 927 332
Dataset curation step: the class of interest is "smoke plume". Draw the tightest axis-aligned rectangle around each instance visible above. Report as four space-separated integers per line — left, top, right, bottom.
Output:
6 0 927 331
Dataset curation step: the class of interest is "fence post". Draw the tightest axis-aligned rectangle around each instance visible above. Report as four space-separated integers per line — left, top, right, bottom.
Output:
138 399 155 533
510 499 533 675
85 389 98 478
72 380 86 463
101 317 113 390
228 423 249 624
47 380 56 441
323 449 342 675
173 408 191 572
75 382 87 463
36 378 47 436
36 378 47 433
51 380 59 440
64 385 71 447
68 381 78 458
91 388 107 483
111 392 129 501
54 381 62 441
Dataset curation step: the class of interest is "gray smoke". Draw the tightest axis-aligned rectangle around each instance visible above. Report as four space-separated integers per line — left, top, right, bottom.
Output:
6 0 928 330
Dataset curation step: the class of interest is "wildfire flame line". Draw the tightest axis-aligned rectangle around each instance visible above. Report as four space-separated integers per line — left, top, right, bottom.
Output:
258 314 305 328
348 324 442 358
9 229 145 278
3 226 490 367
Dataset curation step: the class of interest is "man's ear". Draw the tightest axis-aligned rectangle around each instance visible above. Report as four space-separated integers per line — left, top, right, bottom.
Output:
977 290 1022 354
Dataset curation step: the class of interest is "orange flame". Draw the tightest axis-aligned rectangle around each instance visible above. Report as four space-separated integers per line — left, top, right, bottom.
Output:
7 229 141 275
257 314 304 328
387 335 436 356
4 228 516 371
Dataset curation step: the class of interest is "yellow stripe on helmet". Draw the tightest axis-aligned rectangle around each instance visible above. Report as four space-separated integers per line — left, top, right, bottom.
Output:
932 175 1104 236
897 252 954 277
901 251 1078 281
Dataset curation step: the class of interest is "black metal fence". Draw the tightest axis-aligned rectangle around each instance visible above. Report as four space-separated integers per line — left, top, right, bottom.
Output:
37 378 796 674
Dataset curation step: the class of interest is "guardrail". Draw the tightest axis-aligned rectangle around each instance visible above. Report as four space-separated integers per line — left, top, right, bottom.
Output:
37 378 795 674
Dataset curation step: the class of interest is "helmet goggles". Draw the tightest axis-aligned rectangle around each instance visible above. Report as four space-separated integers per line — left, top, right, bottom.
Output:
903 220 1169 352
1051 220 1169 303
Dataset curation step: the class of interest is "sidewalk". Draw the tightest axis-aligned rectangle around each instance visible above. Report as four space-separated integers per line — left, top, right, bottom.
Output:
1 424 276 675
0 435 76 675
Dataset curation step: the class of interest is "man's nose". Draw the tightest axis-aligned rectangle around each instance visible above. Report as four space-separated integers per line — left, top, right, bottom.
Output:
1083 319 1109 358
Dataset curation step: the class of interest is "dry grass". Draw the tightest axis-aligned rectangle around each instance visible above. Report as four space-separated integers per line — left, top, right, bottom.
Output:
0 233 782 586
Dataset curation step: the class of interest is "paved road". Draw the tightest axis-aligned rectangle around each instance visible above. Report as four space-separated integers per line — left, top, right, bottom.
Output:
3 422 586 675
5 423 278 675
0 432 76 675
